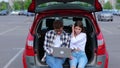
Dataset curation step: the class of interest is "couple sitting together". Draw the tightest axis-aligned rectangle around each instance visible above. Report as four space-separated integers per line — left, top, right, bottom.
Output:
43 20 88 68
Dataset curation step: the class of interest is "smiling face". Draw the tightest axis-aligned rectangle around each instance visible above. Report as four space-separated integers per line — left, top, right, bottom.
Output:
53 20 63 35
54 27 63 35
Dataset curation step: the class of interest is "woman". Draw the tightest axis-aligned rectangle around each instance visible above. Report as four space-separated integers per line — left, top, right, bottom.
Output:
69 21 88 68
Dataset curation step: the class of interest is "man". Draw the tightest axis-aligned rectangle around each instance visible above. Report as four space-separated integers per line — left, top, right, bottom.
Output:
44 20 70 68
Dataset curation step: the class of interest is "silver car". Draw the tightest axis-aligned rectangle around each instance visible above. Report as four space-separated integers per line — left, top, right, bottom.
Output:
97 10 113 21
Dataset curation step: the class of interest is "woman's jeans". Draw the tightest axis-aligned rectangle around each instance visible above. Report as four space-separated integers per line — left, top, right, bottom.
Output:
46 54 66 68
70 51 88 68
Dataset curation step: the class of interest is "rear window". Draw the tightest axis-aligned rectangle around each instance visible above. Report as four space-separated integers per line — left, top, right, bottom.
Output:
40 17 87 29
35 1 95 12
38 1 92 7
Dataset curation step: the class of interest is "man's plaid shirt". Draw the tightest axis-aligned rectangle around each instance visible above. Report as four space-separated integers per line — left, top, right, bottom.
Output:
44 30 71 54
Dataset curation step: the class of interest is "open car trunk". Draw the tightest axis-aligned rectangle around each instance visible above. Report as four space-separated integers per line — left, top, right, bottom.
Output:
34 16 97 67
28 0 102 13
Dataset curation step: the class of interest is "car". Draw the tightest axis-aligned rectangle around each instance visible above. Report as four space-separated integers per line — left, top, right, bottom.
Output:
18 10 27 15
9 10 20 15
26 12 35 16
22 0 109 68
113 11 120 16
97 10 113 21
0 10 9 15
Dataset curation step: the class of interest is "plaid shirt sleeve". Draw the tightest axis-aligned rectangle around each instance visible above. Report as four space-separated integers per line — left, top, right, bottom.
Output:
44 32 50 54
43 31 54 54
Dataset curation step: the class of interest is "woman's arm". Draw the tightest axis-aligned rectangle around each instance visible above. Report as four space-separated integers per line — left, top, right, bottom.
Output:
71 33 86 45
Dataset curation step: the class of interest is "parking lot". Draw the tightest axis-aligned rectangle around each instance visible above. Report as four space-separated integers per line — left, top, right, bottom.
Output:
0 15 120 68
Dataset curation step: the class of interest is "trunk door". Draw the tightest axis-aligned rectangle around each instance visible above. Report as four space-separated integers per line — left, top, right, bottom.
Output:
28 0 102 13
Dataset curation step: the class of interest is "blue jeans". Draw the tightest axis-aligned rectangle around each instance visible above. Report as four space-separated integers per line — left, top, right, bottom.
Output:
70 51 88 68
46 54 66 68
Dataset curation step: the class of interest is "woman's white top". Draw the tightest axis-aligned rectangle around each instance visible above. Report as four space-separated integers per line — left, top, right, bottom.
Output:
70 32 87 51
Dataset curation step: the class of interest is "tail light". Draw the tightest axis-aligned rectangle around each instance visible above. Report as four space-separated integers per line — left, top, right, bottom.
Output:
97 32 106 55
25 33 35 56
96 32 106 66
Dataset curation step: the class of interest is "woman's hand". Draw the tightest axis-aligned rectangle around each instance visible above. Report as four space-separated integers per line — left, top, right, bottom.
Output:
71 25 75 37
69 56 73 60
72 25 74 33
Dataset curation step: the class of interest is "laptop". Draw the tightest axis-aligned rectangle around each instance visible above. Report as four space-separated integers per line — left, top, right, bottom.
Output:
52 47 71 58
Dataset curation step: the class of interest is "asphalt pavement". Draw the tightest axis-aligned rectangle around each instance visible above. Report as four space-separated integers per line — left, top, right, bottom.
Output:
0 15 33 68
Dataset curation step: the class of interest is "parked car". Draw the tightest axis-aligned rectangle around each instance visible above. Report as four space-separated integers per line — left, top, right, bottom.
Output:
22 0 109 68
9 10 20 15
113 11 120 16
0 10 9 15
18 10 27 15
26 12 35 16
97 10 113 21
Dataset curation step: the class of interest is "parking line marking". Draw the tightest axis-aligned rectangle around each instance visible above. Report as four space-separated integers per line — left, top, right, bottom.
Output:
3 48 24 68
0 26 18 36
101 28 113 34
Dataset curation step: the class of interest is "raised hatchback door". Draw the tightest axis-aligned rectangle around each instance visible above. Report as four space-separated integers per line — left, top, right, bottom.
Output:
28 0 102 13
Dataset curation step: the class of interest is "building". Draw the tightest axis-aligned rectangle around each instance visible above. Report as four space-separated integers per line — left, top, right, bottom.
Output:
99 0 105 7
109 0 116 9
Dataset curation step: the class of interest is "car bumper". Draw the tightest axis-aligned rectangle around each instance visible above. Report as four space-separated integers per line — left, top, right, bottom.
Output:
24 55 107 68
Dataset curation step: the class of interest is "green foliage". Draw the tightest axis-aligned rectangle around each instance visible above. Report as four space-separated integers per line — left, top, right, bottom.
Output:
13 1 21 10
24 0 32 9
13 1 26 10
0 1 8 11
116 0 120 9
12 0 32 10
117 0 120 3
103 1 113 9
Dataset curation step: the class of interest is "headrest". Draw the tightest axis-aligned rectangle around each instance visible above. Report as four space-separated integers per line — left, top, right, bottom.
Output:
46 19 55 29
73 17 82 21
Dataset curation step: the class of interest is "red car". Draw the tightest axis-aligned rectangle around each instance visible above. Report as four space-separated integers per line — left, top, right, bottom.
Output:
22 0 109 68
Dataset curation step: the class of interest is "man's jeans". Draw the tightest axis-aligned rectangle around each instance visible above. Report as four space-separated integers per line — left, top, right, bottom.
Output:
46 54 66 68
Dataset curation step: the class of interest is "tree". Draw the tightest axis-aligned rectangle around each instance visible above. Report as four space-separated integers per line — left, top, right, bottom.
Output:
24 0 32 10
116 0 120 9
103 1 113 9
0 1 8 11
13 1 21 10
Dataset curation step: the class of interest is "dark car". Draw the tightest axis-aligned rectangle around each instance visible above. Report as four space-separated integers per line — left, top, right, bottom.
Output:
0 10 9 15
22 0 109 68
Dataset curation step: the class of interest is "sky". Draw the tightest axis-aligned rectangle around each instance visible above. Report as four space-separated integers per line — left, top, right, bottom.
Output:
0 0 8 2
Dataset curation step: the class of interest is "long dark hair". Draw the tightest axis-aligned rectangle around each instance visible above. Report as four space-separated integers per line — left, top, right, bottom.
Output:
74 21 86 33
